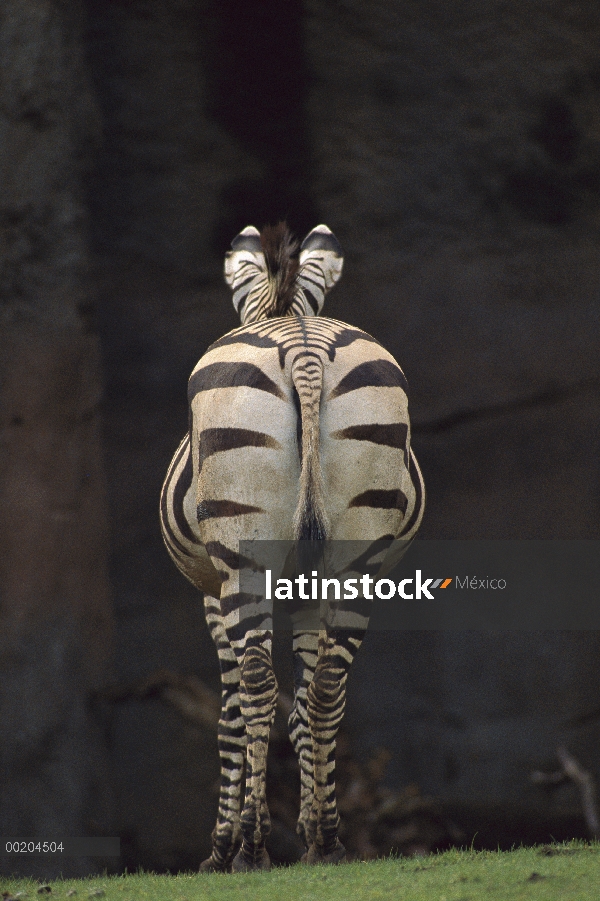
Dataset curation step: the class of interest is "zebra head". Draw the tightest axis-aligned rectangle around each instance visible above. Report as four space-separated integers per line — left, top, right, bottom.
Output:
224 222 343 324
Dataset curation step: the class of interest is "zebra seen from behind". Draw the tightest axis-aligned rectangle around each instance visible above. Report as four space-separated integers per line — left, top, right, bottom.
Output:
160 222 425 872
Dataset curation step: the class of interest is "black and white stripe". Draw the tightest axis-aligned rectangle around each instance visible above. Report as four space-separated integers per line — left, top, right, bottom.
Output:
160 222 425 872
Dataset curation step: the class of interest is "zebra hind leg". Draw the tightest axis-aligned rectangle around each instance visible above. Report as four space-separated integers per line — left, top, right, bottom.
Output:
200 596 246 872
305 629 365 865
202 543 278 871
288 628 319 853
229 633 278 872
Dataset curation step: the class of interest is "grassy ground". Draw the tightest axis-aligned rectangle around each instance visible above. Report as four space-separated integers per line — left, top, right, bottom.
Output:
2 842 600 901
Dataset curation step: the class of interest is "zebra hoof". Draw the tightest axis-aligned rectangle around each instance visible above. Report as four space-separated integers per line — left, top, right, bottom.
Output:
199 854 231 873
305 839 347 865
231 847 271 872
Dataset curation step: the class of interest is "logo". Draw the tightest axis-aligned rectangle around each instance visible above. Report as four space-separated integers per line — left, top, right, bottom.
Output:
264 570 454 601
397 573 453 600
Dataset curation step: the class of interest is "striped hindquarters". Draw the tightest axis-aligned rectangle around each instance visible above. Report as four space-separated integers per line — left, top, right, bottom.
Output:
400 447 426 543
160 434 195 569
321 343 421 544
160 433 222 599
163 316 424 596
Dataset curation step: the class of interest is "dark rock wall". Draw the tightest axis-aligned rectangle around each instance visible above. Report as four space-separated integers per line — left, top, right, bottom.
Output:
84 0 259 871
86 1 258 280
203 0 316 245
0 0 113 879
305 1 600 258
304 0 600 828
304 0 600 456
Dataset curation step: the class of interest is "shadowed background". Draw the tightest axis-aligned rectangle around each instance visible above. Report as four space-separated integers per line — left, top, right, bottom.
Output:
1 0 600 878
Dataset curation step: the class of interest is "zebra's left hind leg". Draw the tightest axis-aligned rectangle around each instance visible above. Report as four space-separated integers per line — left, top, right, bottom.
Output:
202 543 279 871
200 595 246 872
229 630 278 872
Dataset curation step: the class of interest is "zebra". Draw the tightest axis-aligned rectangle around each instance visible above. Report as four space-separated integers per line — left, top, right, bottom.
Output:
160 222 425 872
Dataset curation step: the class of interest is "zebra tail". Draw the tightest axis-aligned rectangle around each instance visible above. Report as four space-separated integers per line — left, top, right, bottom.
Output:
291 352 330 542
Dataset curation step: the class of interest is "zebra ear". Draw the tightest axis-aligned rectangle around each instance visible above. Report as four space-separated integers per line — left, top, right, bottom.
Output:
299 224 343 291
224 225 266 288
224 226 267 318
229 225 262 255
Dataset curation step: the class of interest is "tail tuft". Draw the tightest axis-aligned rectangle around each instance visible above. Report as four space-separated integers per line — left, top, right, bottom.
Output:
295 493 328 542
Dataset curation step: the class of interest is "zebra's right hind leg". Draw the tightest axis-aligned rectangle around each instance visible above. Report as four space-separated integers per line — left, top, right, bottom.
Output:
200 594 246 872
288 629 319 852
305 629 366 865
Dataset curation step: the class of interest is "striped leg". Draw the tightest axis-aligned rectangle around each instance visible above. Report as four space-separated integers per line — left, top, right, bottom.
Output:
202 543 279 871
229 630 278 871
288 629 319 851
220 561 279 871
306 629 365 864
200 595 246 872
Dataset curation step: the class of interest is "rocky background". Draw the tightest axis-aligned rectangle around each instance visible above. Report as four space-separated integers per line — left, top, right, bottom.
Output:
1 0 600 878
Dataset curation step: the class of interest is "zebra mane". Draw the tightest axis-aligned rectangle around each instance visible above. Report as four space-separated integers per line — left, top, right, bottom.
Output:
260 222 300 317
225 221 343 323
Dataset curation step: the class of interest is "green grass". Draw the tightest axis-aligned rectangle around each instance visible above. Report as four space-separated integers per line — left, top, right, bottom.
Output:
2 842 600 901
